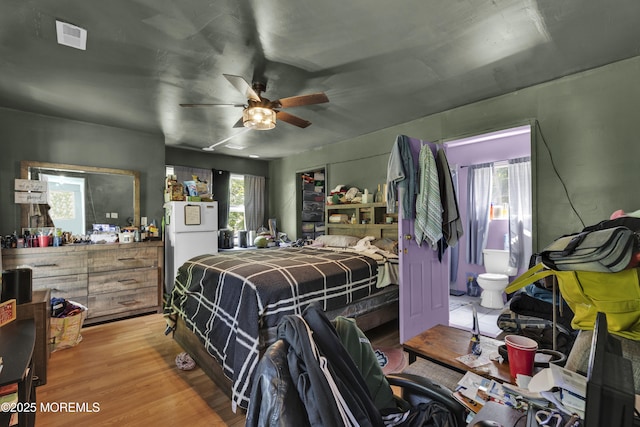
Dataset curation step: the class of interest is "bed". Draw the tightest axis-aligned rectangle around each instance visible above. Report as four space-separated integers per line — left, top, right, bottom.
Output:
165 236 399 411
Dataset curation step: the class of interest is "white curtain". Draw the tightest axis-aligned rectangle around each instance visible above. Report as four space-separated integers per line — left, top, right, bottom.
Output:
244 175 265 232
466 163 493 265
449 165 460 283
508 157 532 269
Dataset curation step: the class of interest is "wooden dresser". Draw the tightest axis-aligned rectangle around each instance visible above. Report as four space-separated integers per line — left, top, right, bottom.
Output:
1 241 163 325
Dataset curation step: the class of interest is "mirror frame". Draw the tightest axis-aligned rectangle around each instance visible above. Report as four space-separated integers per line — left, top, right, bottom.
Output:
20 160 140 231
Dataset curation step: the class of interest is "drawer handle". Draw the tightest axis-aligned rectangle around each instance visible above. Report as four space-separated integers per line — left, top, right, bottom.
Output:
118 278 137 284
33 263 59 267
118 300 139 306
117 257 136 261
51 287 67 293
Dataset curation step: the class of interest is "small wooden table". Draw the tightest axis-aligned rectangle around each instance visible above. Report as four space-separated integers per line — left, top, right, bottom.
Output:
403 324 512 383
16 288 51 386
0 319 36 427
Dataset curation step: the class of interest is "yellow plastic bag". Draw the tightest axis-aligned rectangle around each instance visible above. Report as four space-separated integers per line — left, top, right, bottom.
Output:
506 264 640 340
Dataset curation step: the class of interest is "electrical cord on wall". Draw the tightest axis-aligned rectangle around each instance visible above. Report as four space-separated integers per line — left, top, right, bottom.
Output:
534 120 585 229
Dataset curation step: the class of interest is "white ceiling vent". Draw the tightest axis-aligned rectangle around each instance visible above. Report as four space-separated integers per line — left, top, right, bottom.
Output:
56 20 87 50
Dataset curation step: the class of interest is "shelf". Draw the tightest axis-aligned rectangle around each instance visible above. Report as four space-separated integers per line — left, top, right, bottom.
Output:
327 224 398 229
325 202 386 210
325 203 398 239
300 169 325 239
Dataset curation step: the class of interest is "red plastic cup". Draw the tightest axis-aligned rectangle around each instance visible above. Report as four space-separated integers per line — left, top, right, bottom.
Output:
505 335 538 378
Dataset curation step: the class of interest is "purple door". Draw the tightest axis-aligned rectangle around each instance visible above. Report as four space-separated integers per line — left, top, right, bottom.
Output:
399 138 450 343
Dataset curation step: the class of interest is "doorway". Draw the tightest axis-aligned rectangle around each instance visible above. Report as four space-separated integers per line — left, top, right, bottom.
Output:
443 124 532 336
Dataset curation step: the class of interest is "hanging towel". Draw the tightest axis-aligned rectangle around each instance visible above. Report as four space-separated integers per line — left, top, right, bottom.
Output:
386 139 404 214
386 135 416 217
436 148 463 247
415 144 442 248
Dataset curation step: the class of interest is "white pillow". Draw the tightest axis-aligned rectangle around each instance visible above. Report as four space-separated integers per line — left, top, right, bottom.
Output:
315 235 360 248
354 236 375 248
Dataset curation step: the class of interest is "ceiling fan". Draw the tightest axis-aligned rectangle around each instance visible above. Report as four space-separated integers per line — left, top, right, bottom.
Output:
180 74 329 131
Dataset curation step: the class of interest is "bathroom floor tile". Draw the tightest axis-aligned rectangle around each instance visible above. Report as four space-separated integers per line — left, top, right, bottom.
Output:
449 293 503 338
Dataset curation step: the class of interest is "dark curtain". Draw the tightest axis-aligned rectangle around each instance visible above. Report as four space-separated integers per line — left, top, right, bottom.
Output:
244 175 265 232
212 169 230 229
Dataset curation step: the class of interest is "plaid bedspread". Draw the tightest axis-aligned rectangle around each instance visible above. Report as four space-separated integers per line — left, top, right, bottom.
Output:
165 247 379 411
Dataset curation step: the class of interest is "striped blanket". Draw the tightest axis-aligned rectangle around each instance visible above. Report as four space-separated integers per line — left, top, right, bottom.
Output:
165 247 379 411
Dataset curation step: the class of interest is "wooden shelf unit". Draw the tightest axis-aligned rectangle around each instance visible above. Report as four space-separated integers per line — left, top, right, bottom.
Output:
325 202 398 239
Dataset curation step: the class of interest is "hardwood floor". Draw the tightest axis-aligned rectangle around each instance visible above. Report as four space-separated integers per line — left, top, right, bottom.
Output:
35 313 400 426
36 313 245 426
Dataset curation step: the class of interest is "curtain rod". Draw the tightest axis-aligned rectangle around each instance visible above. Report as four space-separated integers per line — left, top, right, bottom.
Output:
459 156 530 168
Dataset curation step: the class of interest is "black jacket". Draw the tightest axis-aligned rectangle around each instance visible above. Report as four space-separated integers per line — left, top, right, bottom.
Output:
245 339 311 426
246 305 460 427
247 305 383 426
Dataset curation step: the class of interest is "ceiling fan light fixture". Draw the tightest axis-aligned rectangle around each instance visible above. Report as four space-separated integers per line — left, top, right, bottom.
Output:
243 107 276 130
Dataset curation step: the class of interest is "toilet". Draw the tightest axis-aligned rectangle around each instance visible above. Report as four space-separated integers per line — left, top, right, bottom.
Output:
477 249 518 309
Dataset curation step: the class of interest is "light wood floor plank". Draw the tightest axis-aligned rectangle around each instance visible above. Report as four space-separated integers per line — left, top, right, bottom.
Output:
36 313 245 426
36 312 399 426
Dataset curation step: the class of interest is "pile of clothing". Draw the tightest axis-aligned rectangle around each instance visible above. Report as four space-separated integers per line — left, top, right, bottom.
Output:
51 297 84 318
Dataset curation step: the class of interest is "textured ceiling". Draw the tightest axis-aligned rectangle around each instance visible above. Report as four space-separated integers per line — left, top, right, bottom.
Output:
2 0 640 159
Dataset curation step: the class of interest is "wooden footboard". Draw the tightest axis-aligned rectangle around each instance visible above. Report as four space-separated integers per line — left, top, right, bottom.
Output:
352 299 399 331
173 316 233 400
172 299 399 403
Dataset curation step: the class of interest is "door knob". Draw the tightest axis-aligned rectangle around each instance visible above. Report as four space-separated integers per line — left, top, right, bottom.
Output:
404 234 412 240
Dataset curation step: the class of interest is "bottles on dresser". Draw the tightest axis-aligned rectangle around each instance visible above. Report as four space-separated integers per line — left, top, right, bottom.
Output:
374 184 384 203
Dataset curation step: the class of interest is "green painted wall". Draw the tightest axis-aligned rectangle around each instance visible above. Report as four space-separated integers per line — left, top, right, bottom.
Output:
0 107 166 236
0 110 271 238
3 54 639 248
269 56 640 248
165 146 269 177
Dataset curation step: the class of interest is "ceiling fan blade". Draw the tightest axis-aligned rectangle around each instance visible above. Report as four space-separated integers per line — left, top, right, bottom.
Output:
223 74 261 103
180 103 245 107
274 92 329 108
276 111 311 128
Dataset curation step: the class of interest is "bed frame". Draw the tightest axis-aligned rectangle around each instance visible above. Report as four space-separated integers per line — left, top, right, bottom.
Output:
173 296 399 402
173 225 400 403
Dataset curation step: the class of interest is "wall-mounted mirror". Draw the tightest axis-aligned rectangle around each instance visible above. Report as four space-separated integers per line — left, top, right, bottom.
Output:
20 161 140 235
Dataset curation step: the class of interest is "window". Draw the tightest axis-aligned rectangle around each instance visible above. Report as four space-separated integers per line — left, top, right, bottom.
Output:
228 174 245 231
490 162 509 219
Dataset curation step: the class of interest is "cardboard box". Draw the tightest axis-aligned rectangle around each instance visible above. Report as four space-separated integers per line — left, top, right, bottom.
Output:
0 299 16 327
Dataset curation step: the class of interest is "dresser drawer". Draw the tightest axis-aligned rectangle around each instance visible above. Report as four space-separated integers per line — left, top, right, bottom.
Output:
2 251 87 278
88 267 157 295
87 286 159 318
88 246 158 272
33 274 88 307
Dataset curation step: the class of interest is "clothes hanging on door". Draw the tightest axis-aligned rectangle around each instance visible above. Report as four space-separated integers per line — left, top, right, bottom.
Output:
415 144 442 248
436 148 463 248
413 142 463 261
386 135 417 218
386 136 463 256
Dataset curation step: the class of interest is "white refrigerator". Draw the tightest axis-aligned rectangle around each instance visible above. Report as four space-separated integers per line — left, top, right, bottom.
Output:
164 201 218 294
